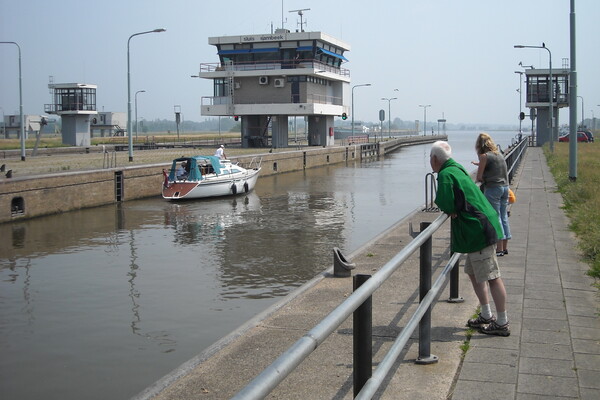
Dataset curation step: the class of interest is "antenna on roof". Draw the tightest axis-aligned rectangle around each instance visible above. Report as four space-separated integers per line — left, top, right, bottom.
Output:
289 8 310 32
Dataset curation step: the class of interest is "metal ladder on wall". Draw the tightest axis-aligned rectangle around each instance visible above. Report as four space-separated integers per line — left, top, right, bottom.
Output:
225 60 235 116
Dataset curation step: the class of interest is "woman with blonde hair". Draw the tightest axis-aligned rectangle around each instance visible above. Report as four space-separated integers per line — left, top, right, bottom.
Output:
473 133 511 256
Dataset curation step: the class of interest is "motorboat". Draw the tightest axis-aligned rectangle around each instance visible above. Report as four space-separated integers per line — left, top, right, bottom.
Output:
162 155 261 200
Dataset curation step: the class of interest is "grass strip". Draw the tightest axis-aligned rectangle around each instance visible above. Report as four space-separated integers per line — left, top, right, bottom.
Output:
544 142 600 282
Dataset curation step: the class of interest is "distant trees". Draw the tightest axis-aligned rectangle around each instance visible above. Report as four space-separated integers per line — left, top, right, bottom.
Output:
140 117 238 133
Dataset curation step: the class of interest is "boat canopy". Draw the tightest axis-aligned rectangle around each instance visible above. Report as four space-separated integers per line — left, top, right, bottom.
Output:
168 155 224 181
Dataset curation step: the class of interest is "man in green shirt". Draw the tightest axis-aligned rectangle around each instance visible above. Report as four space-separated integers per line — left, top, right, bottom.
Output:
430 141 510 336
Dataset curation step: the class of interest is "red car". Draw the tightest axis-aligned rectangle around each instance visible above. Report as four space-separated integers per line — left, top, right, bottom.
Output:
558 131 590 142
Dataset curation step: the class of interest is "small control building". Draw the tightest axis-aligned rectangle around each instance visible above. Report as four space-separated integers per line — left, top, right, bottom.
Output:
197 29 350 148
524 67 569 146
44 83 98 146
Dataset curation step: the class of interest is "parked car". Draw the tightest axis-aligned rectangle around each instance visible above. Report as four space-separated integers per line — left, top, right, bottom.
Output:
558 131 590 142
581 129 594 142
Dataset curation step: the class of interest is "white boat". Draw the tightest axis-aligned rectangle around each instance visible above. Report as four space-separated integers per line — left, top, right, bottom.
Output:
162 156 261 200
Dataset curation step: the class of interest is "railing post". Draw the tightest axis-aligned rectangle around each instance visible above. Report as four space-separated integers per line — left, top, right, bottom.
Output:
353 274 372 397
448 229 464 303
416 222 438 365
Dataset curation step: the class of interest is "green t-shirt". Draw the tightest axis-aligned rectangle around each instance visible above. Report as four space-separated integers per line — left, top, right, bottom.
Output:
435 158 502 253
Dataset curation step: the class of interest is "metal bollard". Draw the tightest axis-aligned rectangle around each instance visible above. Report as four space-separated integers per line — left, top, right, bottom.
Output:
416 222 438 365
353 274 372 397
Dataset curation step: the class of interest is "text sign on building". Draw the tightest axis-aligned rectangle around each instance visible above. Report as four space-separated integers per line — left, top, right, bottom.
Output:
241 34 285 42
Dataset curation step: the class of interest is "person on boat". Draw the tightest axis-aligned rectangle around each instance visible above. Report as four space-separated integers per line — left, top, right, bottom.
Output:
215 145 227 160
176 162 188 180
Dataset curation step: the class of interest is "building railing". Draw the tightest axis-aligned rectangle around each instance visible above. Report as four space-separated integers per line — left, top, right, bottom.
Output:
231 213 462 399
201 93 343 107
44 103 96 113
199 59 350 77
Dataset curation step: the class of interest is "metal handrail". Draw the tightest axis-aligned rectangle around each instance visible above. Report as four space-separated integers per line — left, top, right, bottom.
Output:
231 213 450 400
504 136 528 182
356 251 461 399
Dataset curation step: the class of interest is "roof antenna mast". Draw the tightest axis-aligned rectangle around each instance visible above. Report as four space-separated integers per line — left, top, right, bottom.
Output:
289 8 310 32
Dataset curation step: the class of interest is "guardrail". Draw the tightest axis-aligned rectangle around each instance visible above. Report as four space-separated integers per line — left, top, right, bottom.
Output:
231 213 461 399
503 136 528 183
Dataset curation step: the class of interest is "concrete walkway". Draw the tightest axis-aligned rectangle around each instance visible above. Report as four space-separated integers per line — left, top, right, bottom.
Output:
451 147 600 400
135 147 599 400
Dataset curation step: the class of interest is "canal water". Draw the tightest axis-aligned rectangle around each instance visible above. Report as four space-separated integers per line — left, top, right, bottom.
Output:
0 131 518 400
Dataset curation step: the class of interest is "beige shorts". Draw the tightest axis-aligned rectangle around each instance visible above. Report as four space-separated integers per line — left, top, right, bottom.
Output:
464 245 501 283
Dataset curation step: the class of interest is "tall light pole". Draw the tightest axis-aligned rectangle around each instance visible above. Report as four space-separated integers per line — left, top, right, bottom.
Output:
419 104 431 136
0 107 4 139
577 96 584 128
135 90 146 140
514 43 553 152
514 71 524 134
381 97 397 138
351 83 371 137
1 41 25 160
127 28 165 162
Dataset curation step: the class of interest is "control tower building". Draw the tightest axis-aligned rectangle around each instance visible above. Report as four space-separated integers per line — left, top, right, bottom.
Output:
523 66 570 146
45 83 98 146
197 29 350 148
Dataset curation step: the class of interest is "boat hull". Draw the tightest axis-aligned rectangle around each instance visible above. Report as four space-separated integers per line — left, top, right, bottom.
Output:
162 168 260 200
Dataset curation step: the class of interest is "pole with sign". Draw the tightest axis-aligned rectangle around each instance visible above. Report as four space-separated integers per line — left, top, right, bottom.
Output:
379 109 385 142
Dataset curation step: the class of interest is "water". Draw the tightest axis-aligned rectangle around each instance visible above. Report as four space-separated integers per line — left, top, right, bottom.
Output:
0 131 518 400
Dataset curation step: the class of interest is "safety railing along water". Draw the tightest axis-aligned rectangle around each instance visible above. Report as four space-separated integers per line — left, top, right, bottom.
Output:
230 136 529 399
231 213 460 399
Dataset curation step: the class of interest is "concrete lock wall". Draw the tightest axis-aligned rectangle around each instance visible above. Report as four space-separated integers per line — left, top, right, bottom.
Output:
0 146 357 224
0 137 442 224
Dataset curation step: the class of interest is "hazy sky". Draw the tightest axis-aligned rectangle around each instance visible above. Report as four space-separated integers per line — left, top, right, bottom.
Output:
1 0 598 126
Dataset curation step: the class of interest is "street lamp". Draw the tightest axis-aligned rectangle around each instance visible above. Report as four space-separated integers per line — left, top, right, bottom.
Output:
514 43 553 151
381 97 397 138
127 28 165 162
419 104 431 136
351 83 371 137
135 90 146 140
518 61 534 69
0 107 4 139
1 41 25 161
577 96 584 128
514 71 524 134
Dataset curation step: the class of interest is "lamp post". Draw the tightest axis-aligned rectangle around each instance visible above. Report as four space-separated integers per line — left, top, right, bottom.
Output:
418 104 431 136
381 97 397 138
577 96 584 128
127 28 165 162
514 71 524 135
135 90 145 140
0 107 4 139
351 83 371 137
514 43 553 152
1 41 25 161
518 61 534 69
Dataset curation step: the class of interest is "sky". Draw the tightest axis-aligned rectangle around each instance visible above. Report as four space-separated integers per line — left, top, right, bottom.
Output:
1 0 599 127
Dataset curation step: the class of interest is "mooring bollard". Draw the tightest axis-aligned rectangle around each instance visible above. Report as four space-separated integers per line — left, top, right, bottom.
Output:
333 247 355 277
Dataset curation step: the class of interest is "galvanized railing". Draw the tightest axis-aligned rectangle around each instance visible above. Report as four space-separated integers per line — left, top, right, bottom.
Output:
504 136 528 183
231 213 460 399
